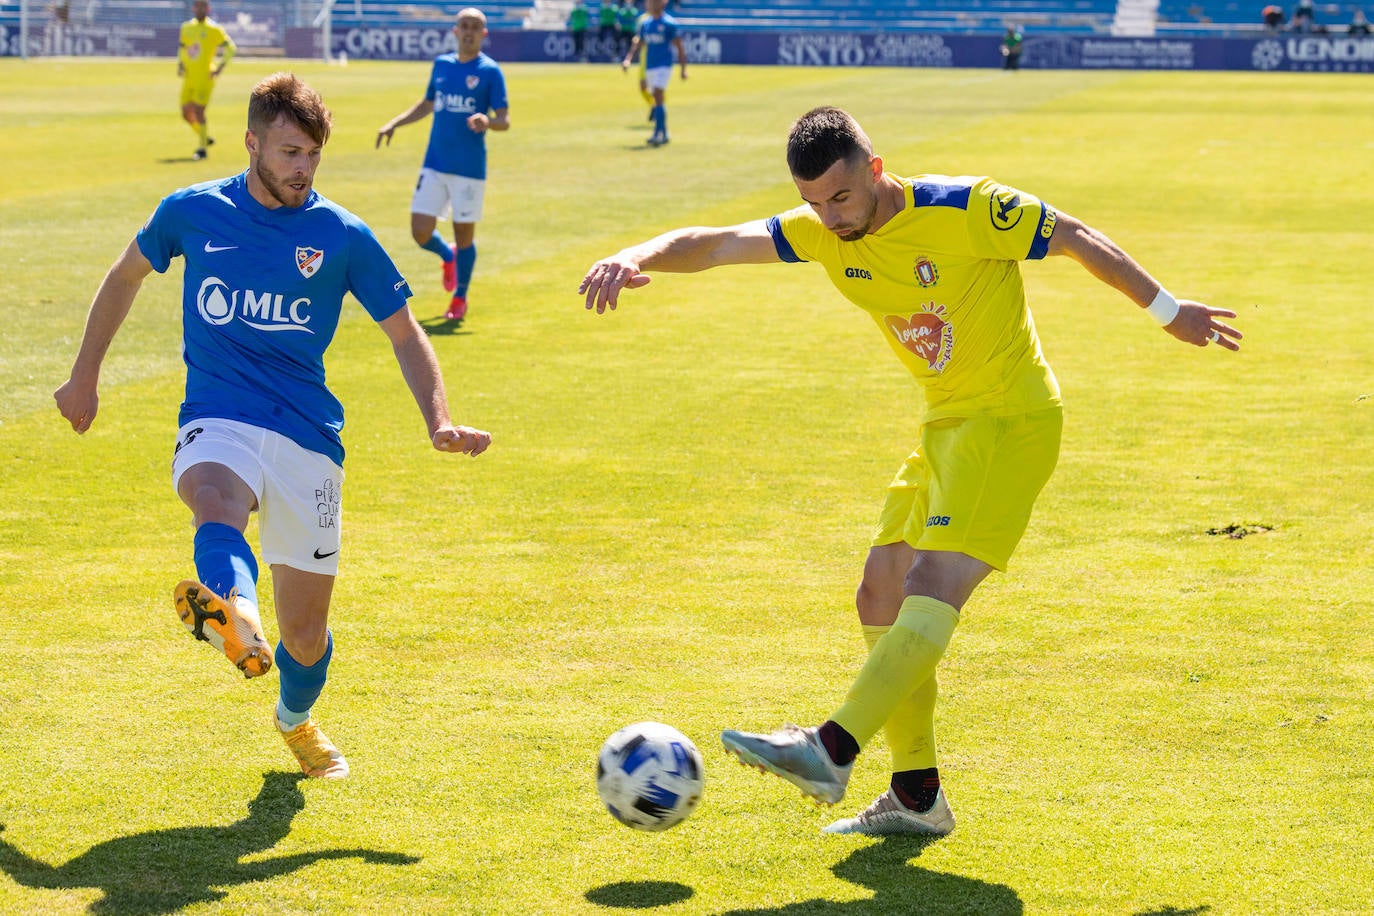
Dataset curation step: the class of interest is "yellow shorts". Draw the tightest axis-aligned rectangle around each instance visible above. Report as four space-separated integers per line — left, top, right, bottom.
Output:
872 407 1063 570
180 76 215 108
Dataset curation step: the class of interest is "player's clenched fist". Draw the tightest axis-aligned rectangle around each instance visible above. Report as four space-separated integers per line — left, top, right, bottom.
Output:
54 377 99 434
433 425 491 455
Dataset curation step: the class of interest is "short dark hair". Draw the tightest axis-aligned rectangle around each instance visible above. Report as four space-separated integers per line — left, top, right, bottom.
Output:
786 107 873 181
247 72 332 147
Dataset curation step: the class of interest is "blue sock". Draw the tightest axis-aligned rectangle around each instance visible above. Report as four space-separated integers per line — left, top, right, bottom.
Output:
275 632 333 729
192 522 258 608
653 105 666 135
454 243 476 297
420 231 454 261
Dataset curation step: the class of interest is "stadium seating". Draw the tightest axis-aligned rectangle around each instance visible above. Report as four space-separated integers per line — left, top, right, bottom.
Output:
319 0 534 29
1153 0 1364 31
664 0 1117 35
8 0 1367 42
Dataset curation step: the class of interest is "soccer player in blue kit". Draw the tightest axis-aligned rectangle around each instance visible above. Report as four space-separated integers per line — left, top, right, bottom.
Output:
55 73 492 779
621 0 686 146
377 7 510 323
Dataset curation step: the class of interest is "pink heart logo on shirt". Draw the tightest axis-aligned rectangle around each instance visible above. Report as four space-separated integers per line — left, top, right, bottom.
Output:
885 311 951 369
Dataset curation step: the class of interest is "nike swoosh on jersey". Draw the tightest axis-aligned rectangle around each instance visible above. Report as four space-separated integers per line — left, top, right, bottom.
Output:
204 242 238 253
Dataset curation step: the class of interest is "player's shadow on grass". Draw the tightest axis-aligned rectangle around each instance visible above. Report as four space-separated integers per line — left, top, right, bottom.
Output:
0 770 419 915
155 156 204 165
718 835 1023 916
418 315 472 336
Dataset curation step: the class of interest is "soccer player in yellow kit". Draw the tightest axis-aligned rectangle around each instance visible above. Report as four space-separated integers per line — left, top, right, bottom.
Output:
580 107 1242 836
178 0 236 160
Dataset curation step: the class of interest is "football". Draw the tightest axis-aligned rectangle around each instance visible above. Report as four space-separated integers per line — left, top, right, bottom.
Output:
596 721 705 831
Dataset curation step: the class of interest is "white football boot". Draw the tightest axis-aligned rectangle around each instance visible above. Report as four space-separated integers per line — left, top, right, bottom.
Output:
822 786 956 836
720 724 852 805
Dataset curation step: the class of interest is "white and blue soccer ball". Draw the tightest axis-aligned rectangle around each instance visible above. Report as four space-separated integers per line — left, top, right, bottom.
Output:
596 721 704 831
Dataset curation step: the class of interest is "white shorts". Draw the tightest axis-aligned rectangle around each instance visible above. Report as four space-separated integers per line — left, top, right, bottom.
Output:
644 66 672 91
171 419 344 576
411 168 485 223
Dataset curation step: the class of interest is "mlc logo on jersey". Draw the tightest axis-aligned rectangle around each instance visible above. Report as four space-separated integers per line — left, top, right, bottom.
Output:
196 277 316 334
296 246 324 278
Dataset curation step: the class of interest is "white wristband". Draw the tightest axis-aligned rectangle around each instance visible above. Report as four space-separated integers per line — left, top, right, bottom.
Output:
1145 288 1180 325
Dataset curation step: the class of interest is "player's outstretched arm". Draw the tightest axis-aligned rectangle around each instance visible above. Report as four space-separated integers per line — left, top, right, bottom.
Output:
378 307 491 456
1047 211 1242 351
54 239 155 433
376 99 436 148
579 220 779 314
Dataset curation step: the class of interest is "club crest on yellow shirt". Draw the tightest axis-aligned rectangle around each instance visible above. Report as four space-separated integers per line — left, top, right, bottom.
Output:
914 256 939 288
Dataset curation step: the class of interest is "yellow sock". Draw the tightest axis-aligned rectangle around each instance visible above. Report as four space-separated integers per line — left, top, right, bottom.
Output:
859 624 940 771
197 121 209 149
831 595 958 747
889 675 939 771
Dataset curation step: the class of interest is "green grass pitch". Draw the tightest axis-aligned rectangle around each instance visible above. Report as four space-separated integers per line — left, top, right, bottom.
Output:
1 57 1373 914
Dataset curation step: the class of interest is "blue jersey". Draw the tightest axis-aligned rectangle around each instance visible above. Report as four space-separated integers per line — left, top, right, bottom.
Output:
423 52 509 180
136 172 412 465
639 14 678 69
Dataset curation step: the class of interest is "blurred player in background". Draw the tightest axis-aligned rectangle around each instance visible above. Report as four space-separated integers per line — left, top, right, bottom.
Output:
580 106 1240 835
55 73 491 780
376 7 510 323
621 0 686 146
178 0 236 161
1000 25 1024 70
634 5 653 110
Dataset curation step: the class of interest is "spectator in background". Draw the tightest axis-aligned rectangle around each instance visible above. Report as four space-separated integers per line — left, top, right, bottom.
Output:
1000 26 1023 70
1290 0 1314 30
1350 9 1371 33
597 0 618 59
568 0 590 61
617 0 640 59
1262 4 1286 28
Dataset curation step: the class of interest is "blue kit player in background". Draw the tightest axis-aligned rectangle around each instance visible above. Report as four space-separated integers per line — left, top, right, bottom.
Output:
377 8 510 323
55 72 492 780
622 0 686 146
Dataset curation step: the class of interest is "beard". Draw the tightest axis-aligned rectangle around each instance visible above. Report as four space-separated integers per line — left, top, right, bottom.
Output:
253 160 312 209
830 190 880 242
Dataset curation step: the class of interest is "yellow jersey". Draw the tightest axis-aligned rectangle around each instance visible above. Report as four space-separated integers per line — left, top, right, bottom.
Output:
179 17 236 80
770 174 1061 421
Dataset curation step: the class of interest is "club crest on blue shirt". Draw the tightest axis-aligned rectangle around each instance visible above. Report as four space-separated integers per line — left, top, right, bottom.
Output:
296 246 324 278
466 74 479 90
